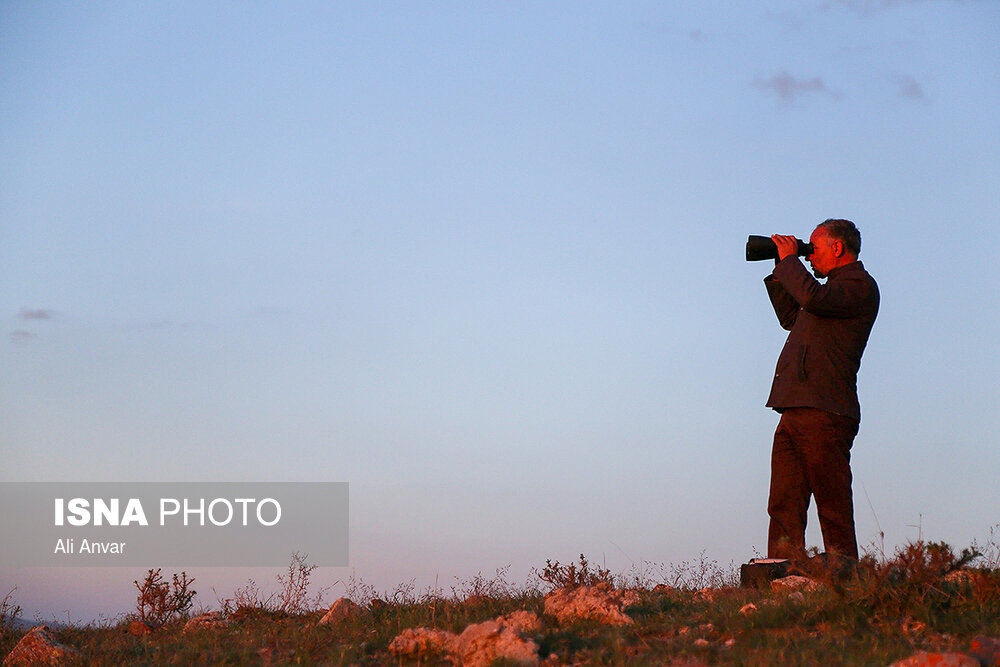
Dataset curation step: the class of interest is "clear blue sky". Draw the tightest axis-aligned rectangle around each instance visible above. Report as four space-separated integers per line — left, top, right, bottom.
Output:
2 1 998 623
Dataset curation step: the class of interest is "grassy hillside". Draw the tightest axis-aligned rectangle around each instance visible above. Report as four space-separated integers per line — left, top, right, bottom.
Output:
4 541 1000 665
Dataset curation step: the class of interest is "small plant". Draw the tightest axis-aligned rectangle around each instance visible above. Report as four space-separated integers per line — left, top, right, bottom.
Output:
536 554 614 590
134 568 196 625
1 586 21 633
276 552 327 613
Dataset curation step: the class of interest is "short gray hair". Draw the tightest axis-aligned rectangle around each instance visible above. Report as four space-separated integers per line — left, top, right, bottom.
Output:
818 219 861 256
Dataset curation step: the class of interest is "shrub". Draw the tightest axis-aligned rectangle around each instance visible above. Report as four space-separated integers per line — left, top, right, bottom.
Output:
134 568 196 625
846 540 980 617
218 552 328 616
536 554 614 590
276 551 325 613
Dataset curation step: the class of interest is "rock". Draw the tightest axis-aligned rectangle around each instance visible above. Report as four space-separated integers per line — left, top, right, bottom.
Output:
770 575 824 593
452 615 540 667
970 636 1000 667
543 585 633 626
889 653 980 667
498 610 542 634
182 611 229 634
388 610 541 666
318 597 361 625
127 619 154 636
3 626 80 665
387 627 456 659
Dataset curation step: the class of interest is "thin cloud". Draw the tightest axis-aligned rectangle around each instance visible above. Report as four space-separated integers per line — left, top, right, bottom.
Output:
753 72 841 101
19 308 56 320
10 330 37 341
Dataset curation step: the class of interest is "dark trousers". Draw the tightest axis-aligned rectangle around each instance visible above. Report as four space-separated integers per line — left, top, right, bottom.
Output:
767 407 860 560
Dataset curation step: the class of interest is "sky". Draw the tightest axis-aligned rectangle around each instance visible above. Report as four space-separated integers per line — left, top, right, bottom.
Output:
2 0 999 624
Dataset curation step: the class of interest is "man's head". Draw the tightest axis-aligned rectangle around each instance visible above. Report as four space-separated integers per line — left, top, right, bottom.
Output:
808 219 861 278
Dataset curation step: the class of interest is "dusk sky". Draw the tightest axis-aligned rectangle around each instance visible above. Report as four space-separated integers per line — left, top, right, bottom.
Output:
2 1 999 623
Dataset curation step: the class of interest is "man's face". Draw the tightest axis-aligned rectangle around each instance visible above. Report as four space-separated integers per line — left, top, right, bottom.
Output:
807 228 839 278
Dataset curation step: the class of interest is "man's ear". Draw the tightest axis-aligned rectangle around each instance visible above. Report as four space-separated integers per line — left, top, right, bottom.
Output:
832 240 844 257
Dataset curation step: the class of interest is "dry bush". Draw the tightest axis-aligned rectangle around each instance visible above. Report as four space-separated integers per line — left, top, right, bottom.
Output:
847 540 980 616
275 552 327 613
218 552 329 616
134 568 196 625
535 554 614 590
862 540 977 589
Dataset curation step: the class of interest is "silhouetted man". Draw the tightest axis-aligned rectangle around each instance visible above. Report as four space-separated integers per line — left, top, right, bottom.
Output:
763 219 879 561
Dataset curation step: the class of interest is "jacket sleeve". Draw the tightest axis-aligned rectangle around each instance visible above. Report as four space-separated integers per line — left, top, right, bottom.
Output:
772 257 874 318
764 274 799 330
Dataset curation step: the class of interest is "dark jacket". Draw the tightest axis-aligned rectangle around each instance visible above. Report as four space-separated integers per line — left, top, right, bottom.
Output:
764 258 879 421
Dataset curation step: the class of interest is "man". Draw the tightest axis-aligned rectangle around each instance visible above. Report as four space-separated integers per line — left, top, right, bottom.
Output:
763 219 879 562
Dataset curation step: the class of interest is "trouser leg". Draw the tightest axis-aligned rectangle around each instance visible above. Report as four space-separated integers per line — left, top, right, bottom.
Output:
801 410 860 560
767 411 811 559
766 408 860 561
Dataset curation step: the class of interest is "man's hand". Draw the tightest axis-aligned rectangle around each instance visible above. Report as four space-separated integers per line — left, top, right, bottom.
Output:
771 234 799 262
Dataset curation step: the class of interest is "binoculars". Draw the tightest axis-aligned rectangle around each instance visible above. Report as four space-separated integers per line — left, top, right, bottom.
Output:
746 235 813 261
